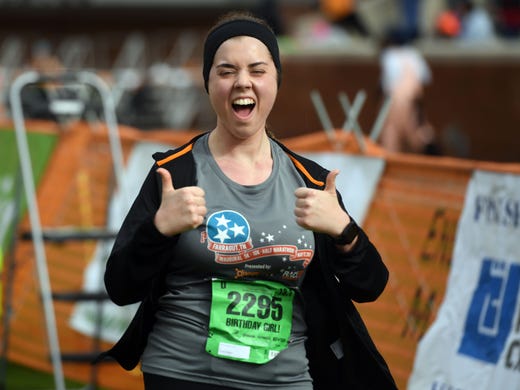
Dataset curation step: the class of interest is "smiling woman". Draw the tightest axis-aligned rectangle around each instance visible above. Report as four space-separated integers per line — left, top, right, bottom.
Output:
96 10 397 390
204 16 280 155
207 34 278 174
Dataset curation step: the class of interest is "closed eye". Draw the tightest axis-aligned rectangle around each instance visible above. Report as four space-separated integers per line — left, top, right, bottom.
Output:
218 70 235 76
216 64 237 76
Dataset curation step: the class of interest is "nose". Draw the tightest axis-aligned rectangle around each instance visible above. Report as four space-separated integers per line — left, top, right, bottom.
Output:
234 70 252 89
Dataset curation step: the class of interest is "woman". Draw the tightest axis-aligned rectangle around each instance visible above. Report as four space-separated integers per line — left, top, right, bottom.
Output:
98 11 397 390
378 32 439 155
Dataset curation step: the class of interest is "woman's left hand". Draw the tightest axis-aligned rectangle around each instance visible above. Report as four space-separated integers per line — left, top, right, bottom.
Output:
294 169 349 237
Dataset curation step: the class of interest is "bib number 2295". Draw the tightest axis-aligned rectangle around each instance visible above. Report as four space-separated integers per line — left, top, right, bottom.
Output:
206 279 295 364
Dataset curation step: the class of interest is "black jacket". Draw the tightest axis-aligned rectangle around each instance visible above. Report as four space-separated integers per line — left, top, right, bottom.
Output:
97 133 397 390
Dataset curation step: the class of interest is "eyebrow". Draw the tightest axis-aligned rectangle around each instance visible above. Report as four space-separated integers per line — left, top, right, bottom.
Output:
215 61 269 70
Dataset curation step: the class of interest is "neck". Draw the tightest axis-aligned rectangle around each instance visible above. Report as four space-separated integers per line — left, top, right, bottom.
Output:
208 127 271 161
208 128 273 185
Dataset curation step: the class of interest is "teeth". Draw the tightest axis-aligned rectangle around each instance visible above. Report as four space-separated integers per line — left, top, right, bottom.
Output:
233 98 255 106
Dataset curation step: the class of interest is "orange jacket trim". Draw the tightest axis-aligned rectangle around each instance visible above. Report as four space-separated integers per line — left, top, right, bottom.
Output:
287 154 325 187
156 143 194 166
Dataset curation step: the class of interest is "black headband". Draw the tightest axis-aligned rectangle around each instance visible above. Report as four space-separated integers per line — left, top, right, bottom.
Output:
202 19 282 92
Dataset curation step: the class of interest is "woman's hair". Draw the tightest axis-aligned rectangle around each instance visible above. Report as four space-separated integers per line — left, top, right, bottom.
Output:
208 11 274 36
202 10 282 92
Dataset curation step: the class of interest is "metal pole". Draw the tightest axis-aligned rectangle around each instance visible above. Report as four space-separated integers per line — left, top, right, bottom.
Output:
10 70 66 390
77 71 126 205
310 89 336 145
0 163 23 390
369 96 392 142
339 90 366 153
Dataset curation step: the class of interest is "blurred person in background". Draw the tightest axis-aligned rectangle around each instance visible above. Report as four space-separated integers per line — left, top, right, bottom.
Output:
378 32 440 155
456 0 497 41
29 39 63 74
97 10 396 390
490 0 520 37
10 39 64 121
383 0 424 42
436 7 463 37
394 0 422 41
254 0 285 35
436 0 497 41
319 0 370 37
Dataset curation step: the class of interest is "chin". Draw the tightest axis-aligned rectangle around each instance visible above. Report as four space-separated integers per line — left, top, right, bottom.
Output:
230 123 265 138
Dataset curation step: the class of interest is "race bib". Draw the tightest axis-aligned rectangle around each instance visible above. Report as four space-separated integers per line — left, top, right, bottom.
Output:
206 279 295 364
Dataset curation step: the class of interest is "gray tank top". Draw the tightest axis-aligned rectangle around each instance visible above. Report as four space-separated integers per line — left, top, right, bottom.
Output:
142 134 314 389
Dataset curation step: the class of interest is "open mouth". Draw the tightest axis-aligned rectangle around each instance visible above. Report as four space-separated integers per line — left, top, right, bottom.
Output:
232 97 255 118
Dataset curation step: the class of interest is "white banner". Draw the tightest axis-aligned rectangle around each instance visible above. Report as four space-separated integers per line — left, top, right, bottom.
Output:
69 141 172 342
408 170 520 390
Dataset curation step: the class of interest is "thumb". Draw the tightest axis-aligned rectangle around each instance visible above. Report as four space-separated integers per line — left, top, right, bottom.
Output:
324 169 339 194
156 167 175 192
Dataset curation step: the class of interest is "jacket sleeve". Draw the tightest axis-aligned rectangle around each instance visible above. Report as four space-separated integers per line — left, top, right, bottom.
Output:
331 228 389 303
104 165 179 306
331 191 389 303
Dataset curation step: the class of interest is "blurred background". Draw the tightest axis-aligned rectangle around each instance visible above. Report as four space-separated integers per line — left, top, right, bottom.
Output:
0 0 518 161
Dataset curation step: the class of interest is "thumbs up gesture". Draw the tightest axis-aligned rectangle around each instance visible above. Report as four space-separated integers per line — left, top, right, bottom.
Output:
294 169 349 237
153 167 207 236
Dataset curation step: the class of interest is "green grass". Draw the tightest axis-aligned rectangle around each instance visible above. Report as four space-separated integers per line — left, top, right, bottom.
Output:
0 128 57 251
2 360 99 390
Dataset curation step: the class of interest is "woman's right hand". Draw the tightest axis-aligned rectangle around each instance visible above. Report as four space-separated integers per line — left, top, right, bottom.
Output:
154 167 207 236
